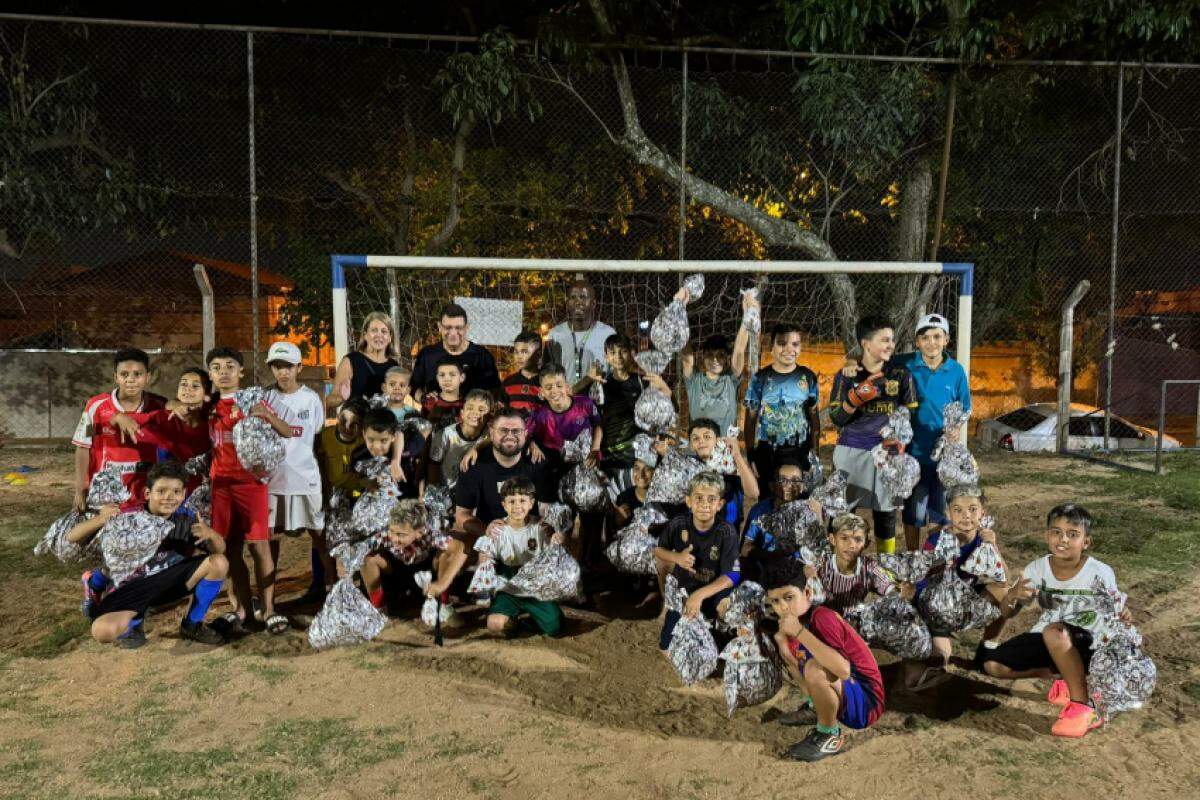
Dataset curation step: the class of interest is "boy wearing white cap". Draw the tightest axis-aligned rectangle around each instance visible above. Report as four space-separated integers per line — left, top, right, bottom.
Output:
901 313 971 551
264 342 326 625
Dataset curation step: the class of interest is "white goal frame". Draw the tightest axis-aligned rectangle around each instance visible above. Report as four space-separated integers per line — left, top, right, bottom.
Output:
330 255 976 382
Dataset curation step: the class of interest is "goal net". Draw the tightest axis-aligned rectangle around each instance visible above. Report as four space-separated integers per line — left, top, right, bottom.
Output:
331 256 973 382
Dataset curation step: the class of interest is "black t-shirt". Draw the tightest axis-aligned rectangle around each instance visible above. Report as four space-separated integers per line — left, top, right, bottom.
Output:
411 342 501 396
454 447 555 526
347 351 400 400
657 513 741 593
615 485 645 514
600 373 646 463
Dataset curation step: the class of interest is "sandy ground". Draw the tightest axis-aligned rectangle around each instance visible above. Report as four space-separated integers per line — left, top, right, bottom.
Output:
2 446 1199 800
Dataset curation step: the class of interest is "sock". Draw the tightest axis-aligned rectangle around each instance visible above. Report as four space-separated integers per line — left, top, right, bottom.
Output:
186 579 224 624
877 537 896 555
88 570 110 592
310 547 325 589
369 588 385 609
798 696 812 708
119 618 143 637
816 722 840 736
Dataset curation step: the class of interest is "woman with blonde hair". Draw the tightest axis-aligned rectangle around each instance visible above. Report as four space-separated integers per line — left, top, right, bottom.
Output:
331 311 401 403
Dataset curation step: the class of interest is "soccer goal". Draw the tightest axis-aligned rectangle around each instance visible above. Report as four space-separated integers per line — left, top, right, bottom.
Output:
329 255 975 379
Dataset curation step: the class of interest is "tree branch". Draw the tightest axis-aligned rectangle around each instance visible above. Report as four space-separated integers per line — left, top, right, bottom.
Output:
425 116 477 254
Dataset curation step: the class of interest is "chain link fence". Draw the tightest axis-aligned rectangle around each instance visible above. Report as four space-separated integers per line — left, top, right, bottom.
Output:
0 16 1196 446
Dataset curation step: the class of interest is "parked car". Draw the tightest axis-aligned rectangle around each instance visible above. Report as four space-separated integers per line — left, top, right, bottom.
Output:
975 403 1182 453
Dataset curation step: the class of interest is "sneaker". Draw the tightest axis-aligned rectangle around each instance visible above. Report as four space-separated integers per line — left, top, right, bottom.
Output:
777 706 818 727
180 619 226 645
115 621 147 649
1051 701 1102 738
1047 679 1071 707
785 728 845 762
81 570 101 618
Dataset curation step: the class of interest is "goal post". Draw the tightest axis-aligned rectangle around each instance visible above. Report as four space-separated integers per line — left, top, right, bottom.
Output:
329 254 975 383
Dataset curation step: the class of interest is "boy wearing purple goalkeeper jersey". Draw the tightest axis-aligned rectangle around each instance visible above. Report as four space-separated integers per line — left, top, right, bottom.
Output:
525 364 602 479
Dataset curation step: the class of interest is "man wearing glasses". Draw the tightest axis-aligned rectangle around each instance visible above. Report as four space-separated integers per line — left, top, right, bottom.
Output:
411 302 502 400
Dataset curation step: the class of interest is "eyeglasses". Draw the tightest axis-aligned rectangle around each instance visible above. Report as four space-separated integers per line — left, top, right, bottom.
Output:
495 426 524 436
775 477 805 486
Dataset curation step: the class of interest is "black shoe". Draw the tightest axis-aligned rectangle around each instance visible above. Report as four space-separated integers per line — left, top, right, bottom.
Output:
180 619 226 645
786 728 845 762
777 706 818 726
115 622 147 649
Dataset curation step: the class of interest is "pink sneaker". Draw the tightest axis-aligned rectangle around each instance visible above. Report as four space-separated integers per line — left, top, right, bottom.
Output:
1046 679 1070 707
1051 701 1102 738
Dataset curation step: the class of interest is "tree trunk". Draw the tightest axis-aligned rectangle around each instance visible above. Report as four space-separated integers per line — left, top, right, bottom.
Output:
425 116 477 255
889 157 937 350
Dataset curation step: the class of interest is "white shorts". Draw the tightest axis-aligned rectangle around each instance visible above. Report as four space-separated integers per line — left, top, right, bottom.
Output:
269 493 325 534
832 444 895 512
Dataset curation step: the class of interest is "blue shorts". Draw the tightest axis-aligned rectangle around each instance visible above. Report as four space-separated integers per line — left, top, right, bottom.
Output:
902 461 947 527
838 675 877 730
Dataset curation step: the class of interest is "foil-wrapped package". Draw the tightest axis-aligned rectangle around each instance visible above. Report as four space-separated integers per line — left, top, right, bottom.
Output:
323 490 355 551
423 484 455 536
504 542 582 602
634 349 672 376
589 378 604 408
1090 625 1156 719
632 433 659 468
308 538 387 650
559 464 610 513
935 441 979 489
809 469 850 516
650 300 690 355
933 530 963 563
758 498 825 557
232 387 287 476
807 574 828 606
916 572 999 634
98 511 174 587
562 429 593 465
413 570 455 628
682 274 705 300
605 525 658 575
664 575 719 686
645 448 705 505
959 541 1007 584
804 460 826 495
878 550 940 584
366 393 389 409
701 438 735 475
184 481 212 526
540 502 575 536
87 463 132 508
720 630 783 717
467 537 506 597
34 510 101 565
634 387 678 434
350 456 400 536
718 580 767 633
846 595 932 661
872 445 921 502
402 415 433 441
880 406 914 446
740 288 761 334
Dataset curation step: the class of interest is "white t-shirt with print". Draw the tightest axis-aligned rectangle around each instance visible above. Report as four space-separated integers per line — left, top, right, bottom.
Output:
430 424 484 487
1023 555 1119 636
493 521 551 568
265 385 324 496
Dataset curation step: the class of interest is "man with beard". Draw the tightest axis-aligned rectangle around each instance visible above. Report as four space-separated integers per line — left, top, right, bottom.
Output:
544 278 617 392
411 303 501 400
424 408 556 608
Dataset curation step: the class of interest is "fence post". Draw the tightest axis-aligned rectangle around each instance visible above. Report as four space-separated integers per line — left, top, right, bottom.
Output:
247 31 260 381
1103 63 1124 450
1058 280 1092 453
194 264 215 357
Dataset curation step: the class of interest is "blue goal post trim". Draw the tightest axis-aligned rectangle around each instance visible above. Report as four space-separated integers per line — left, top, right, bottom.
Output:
940 263 974 296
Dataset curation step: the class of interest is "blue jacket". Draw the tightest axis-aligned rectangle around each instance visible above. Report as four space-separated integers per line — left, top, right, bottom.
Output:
904 351 971 465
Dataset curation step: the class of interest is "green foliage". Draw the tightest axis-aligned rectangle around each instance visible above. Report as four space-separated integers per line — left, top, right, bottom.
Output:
436 30 543 128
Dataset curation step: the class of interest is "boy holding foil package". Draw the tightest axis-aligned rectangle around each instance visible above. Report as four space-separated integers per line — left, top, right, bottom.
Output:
743 321 821 479
653 471 741 651
828 316 918 554
976 504 1130 738
68 461 228 648
205 347 293 636
763 554 884 762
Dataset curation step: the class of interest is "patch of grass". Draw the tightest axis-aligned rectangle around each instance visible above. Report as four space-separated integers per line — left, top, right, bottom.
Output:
19 617 90 659
1182 682 1200 703
257 717 408 768
243 659 292 686
188 653 235 699
425 733 501 762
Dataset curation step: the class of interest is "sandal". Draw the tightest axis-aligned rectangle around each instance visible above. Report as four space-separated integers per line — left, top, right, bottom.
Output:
265 613 289 635
210 612 245 637
909 666 953 692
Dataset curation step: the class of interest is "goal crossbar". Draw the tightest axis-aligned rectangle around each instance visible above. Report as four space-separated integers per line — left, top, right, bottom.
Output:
329 254 975 381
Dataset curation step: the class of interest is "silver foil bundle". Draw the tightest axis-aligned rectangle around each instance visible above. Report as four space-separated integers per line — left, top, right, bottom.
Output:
87 463 132 508
878 551 940 584
718 580 768 633
935 442 979 489
739 288 761 334
959 541 1007 584
504 542 582 602
809 469 850 516
323 489 355 551
664 575 719 686
559 464 609 513
634 349 672 376
645 448 705 505
632 433 659 468
872 444 921 503
846 595 932 661
232 387 286 476
467 537 506 597
807 574 828 606
562 429 593 465
402 415 433 441
34 511 101 565
184 453 210 480
916 572 999 634
366 393 389 409
1090 626 1156 719
720 631 783 717
634 387 678 434
184 481 212 526
758 498 825 558
804 460 826 495
682 273 705 300
540 502 575 536
423 484 455 536
413 570 455 627
701 438 735 475
650 299 690 355
589 378 604 408
933 530 962 563
880 406 914 446
98 511 174 587
308 538 386 650
350 457 400 536
605 526 658 575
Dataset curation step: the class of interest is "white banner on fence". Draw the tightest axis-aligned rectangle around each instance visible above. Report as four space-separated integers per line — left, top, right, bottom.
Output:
454 297 524 347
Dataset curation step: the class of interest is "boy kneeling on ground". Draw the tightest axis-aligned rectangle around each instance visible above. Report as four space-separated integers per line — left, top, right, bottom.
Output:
69 460 229 648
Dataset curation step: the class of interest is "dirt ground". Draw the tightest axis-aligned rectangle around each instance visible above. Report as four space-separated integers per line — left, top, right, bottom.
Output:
2 445 1199 800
